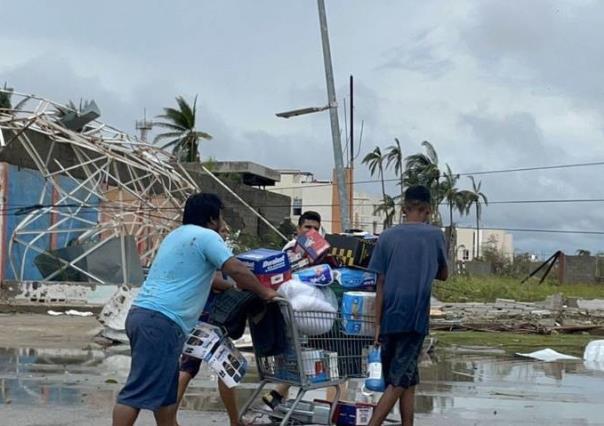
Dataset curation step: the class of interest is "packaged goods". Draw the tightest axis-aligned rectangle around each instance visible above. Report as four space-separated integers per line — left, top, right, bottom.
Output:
334 268 376 289
341 292 376 336
237 248 291 289
301 349 329 382
182 322 248 388
278 280 337 335
293 264 335 287
333 401 375 426
295 229 331 263
325 234 376 268
365 345 385 392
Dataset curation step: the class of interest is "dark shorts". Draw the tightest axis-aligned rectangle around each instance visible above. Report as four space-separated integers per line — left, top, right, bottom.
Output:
381 332 425 389
117 307 186 410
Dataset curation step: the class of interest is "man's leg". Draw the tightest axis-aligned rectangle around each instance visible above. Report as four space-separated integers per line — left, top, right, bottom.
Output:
176 371 194 407
367 385 404 426
218 379 240 425
112 403 140 426
153 403 179 426
399 387 415 426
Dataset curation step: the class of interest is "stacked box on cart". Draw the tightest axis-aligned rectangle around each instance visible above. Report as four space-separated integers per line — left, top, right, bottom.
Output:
237 248 292 289
294 229 331 263
325 234 376 269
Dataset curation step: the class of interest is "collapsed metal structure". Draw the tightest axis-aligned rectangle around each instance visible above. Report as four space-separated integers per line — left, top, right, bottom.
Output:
0 90 199 284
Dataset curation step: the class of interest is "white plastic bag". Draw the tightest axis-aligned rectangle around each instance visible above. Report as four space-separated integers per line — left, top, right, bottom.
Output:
278 279 337 335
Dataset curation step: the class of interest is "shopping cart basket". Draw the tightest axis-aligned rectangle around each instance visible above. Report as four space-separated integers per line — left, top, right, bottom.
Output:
239 297 375 425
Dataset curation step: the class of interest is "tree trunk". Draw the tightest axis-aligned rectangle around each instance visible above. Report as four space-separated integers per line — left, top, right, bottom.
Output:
449 200 453 227
399 174 405 223
475 203 480 259
379 164 386 201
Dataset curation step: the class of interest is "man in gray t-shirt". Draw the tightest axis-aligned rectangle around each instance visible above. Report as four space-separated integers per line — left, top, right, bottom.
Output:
367 185 448 426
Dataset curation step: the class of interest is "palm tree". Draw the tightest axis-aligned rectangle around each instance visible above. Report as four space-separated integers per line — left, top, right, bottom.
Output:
0 83 13 110
385 138 405 223
441 164 471 227
467 176 488 258
374 195 396 230
405 141 443 224
362 146 387 201
154 95 212 162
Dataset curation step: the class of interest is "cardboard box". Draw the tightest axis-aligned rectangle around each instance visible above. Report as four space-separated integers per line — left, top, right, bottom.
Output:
182 322 248 388
295 229 331 263
333 401 375 426
325 234 376 269
182 322 223 360
237 248 292 289
207 336 248 388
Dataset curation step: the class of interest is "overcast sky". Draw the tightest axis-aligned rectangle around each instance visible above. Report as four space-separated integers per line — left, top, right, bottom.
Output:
2 0 604 255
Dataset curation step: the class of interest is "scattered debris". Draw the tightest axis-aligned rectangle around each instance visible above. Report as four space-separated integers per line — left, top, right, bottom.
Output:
516 348 579 362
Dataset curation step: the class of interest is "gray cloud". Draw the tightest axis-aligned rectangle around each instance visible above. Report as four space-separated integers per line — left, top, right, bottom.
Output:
2 0 604 255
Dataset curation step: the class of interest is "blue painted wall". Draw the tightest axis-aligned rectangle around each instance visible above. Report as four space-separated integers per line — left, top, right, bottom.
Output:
3 165 99 281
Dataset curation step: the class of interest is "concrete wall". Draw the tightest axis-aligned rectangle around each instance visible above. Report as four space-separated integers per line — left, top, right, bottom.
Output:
560 255 598 284
182 166 291 236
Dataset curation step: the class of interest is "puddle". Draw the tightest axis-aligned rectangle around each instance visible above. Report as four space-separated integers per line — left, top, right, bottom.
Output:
1 344 604 424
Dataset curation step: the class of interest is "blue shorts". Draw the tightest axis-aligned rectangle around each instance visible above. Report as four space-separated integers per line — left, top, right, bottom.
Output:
117 306 186 410
380 332 425 389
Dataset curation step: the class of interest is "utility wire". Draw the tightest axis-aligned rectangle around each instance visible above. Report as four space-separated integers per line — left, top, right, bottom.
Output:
271 159 604 191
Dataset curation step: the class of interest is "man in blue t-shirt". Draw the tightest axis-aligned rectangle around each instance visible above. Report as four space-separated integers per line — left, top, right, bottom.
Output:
367 185 448 426
112 193 277 426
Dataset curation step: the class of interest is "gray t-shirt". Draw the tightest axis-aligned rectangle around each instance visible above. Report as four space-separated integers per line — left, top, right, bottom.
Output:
368 223 447 335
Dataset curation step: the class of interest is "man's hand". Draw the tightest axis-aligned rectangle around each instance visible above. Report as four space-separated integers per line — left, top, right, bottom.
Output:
373 325 381 346
261 287 279 301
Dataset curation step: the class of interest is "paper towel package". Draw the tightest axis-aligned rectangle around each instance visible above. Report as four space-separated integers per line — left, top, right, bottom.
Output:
335 268 376 289
293 264 335 286
237 248 292 289
341 292 376 336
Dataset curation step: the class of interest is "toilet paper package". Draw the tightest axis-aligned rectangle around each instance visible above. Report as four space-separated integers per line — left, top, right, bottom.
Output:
341 292 376 336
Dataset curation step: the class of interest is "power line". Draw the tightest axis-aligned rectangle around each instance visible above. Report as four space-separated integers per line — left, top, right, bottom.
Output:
271 159 604 191
3 196 604 215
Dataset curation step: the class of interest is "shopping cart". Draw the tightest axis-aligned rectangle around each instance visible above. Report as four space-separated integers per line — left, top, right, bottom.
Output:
239 297 375 425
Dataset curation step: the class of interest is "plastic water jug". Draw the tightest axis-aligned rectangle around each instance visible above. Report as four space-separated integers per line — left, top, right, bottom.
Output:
365 345 385 392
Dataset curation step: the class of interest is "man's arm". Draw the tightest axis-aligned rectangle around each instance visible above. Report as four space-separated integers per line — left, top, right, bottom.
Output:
221 257 278 300
436 264 449 281
212 271 234 292
374 274 384 345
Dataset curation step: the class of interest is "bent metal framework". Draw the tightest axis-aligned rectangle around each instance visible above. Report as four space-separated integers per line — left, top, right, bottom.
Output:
0 90 199 284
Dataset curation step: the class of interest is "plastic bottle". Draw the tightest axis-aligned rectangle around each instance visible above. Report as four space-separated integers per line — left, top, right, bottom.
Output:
365 345 385 392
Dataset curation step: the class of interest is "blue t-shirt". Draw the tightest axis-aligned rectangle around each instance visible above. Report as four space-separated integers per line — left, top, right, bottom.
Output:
368 223 447 335
133 225 233 333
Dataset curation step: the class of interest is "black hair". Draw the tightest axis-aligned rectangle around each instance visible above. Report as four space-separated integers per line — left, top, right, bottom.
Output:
298 210 321 227
182 193 224 227
404 185 432 211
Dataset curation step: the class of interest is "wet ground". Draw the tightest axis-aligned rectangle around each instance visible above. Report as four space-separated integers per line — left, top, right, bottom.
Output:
1 313 603 425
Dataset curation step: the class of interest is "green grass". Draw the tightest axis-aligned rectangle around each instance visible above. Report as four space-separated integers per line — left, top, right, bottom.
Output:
433 275 604 303
433 331 594 356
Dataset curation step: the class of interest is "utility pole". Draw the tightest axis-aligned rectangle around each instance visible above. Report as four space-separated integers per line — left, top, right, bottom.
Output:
349 75 354 229
317 0 350 231
135 109 154 143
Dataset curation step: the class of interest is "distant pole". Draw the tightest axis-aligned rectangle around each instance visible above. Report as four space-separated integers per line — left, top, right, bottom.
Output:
349 75 354 228
317 0 350 231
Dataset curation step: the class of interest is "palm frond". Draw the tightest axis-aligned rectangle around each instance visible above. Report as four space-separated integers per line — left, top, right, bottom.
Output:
153 131 183 144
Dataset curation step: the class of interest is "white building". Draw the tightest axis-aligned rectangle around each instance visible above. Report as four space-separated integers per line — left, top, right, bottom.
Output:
455 228 514 261
270 170 389 234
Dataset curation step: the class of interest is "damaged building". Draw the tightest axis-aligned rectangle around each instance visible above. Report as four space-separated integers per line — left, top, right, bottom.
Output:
0 91 290 310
